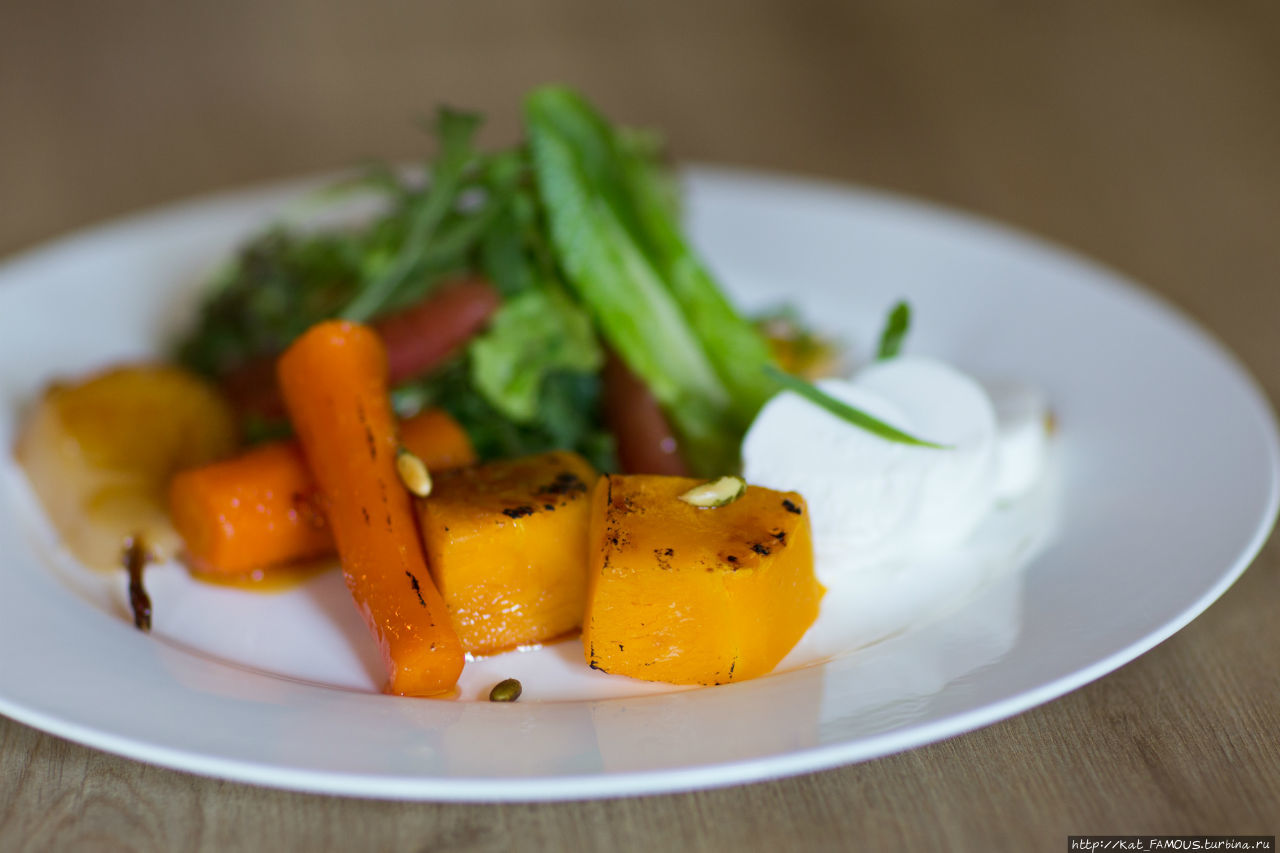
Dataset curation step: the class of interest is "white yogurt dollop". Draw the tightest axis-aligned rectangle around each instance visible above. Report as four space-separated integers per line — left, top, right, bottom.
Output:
743 357 1045 582
982 379 1050 501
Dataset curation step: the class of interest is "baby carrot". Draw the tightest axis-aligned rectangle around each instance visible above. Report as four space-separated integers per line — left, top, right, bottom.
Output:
276 320 464 697
168 409 475 577
169 440 327 576
398 409 476 472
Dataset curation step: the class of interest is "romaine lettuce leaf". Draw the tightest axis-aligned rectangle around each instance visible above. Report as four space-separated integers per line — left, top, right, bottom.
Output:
469 286 603 422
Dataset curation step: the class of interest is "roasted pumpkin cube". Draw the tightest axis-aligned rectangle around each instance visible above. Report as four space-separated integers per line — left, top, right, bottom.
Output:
416 451 598 655
14 364 237 569
583 475 822 685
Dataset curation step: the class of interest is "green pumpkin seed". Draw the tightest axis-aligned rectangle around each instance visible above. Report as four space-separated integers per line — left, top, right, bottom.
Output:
678 475 747 508
488 678 522 702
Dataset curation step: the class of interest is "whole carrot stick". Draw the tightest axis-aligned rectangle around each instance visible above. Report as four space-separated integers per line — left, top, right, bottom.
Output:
169 409 475 577
276 320 464 696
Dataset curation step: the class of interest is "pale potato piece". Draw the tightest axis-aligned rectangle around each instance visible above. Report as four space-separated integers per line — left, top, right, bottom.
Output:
14 365 237 569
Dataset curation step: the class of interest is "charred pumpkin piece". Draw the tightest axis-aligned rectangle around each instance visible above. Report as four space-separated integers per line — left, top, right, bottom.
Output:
583 475 822 686
15 365 237 569
416 451 598 655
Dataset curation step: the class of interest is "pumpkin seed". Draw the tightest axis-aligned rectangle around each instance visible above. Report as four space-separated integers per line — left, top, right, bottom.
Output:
395 448 432 497
678 475 747 508
488 678 522 702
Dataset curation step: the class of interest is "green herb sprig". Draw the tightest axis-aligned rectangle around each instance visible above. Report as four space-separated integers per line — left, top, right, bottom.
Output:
763 365 946 449
876 300 911 360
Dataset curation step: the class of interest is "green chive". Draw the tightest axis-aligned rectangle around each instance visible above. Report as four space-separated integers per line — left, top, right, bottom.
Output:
763 365 947 449
876 300 911 360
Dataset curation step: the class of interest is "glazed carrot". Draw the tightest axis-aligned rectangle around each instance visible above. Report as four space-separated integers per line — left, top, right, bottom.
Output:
276 320 464 697
169 440 328 576
398 408 475 471
168 409 475 577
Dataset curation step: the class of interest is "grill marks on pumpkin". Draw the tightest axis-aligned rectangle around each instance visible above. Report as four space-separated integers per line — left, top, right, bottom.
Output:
601 478 615 572
721 528 789 569
540 470 587 497
588 641 606 672
603 476 800 573
601 478 632 553
497 470 590 522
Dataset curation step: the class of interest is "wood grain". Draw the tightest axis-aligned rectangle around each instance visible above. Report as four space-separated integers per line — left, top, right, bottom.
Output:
2 2 1278 849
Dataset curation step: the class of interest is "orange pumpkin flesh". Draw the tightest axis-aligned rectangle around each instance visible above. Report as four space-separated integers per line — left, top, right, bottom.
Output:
417 451 598 656
583 475 822 686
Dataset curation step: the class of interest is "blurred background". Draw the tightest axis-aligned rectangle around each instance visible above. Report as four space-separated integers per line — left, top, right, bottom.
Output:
3 2 1277 398
3 2 1279 844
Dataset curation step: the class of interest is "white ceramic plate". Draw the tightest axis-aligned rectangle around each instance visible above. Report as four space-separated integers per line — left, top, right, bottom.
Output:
0 168 1275 800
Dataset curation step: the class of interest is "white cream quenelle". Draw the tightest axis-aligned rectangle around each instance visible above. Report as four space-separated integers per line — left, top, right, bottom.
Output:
742 356 1048 582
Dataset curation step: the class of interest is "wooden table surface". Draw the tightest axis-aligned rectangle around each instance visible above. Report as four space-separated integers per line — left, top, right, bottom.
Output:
2 2 1278 849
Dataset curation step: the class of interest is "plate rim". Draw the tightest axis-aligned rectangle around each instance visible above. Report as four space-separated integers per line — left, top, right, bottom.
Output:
1 164 1276 801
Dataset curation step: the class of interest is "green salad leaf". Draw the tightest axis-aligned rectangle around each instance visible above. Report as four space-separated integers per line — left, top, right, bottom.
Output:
469 286 603 422
176 230 363 377
524 85 779 475
339 108 486 322
876 300 911 360
394 358 616 473
178 107 511 378
176 85 929 473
